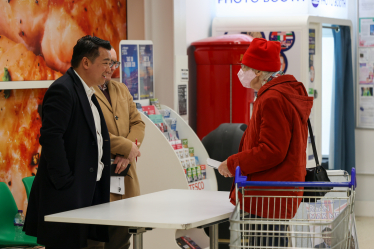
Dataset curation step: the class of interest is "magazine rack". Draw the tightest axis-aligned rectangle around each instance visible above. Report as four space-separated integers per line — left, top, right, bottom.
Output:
134 105 218 249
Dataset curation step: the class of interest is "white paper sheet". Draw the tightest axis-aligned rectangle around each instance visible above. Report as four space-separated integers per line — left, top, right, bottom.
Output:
206 158 221 169
110 176 125 195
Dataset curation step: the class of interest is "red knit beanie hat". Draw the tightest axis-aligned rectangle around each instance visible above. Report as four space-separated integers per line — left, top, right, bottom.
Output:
241 38 281 72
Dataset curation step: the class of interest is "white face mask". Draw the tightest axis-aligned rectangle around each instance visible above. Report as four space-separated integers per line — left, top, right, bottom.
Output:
237 69 257 88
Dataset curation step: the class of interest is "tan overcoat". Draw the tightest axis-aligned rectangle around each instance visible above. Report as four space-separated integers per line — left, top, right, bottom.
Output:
94 80 145 201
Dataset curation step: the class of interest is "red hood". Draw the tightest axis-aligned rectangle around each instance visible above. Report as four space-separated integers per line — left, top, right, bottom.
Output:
257 75 313 123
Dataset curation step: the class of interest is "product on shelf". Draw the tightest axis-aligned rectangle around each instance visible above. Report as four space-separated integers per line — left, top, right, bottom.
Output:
149 114 163 124
176 149 184 159
155 123 165 132
191 167 197 181
165 117 177 131
142 105 156 115
194 156 200 166
168 130 179 141
183 148 189 158
169 140 177 150
186 168 193 183
189 147 194 157
159 108 171 118
189 157 196 168
136 103 143 113
200 165 206 179
196 166 202 180
180 158 187 169
175 140 183 150
181 139 188 148
150 98 161 109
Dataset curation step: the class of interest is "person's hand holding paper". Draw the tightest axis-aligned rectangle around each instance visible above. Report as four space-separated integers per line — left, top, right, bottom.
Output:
218 160 233 178
206 158 233 178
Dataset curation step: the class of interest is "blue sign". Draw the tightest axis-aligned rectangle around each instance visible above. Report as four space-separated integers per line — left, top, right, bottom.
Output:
121 44 139 100
139 45 154 100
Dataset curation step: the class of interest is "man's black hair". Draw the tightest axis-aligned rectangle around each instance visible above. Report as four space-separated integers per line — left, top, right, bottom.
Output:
71 35 112 68
322 227 332 233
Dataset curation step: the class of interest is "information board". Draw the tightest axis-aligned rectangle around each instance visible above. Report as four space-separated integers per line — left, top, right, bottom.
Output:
119 40 154 104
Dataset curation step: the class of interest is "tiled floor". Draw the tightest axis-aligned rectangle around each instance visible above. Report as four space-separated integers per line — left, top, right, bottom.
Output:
356 216 374 249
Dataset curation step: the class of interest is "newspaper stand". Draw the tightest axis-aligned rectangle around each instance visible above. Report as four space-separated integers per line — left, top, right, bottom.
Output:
230 166 357 249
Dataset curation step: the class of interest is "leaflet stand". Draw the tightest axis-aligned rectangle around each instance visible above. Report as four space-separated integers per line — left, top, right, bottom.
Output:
134 105 218 249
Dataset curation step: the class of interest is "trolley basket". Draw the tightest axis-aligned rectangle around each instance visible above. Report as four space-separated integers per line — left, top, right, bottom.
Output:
230 166 357 249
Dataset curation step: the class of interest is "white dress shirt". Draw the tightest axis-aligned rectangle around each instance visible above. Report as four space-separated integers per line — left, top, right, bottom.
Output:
74 70 104 181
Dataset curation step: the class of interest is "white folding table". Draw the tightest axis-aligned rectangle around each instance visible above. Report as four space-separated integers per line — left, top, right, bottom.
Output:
45 189 234 249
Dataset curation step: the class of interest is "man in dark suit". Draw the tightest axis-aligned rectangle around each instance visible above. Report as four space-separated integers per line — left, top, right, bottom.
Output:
315 227 332 248
23 36 114 249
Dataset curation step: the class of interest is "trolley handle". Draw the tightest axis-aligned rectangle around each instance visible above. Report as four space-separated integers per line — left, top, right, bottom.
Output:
234 166 357 189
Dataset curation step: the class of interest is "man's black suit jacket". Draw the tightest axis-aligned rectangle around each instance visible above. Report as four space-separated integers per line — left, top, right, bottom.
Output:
24 68 111 248
315 242 329 248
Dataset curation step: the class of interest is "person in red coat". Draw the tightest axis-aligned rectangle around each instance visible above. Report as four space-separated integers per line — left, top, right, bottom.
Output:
218 38 313 247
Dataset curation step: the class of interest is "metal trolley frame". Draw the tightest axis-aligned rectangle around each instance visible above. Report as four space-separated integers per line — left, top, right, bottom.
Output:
230 167 357 249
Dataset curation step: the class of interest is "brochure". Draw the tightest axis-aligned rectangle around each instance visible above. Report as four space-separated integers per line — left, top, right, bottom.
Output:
206 158 221 169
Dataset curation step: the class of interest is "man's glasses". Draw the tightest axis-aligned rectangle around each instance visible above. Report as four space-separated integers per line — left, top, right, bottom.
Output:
109 60 121 69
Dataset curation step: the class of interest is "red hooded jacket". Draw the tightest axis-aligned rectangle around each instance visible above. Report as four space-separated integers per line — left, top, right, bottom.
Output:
227 75 313 219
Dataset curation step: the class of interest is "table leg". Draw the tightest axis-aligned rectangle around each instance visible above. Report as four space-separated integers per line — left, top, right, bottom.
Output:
129 227 147 249
133 232 143 249
209 224 219 249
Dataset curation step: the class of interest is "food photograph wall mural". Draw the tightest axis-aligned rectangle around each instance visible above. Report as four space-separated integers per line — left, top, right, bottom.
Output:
0 0 127 212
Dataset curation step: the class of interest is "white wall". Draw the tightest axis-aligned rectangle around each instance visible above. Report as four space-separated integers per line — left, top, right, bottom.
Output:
186 0 216 49
144 0 175 108
127 0 145 40
142 0 215 110
349 0 374 217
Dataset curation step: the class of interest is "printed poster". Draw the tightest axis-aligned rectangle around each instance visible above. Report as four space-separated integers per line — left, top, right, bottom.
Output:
178 84 187 115
0 0 127 81
121 44 139 100
359 0 374 18
0 89 47 212
139 45 154 99
359 18 374 47
358 33 374 128
309 29 316 94
358 80 374 127
0 0 127 211
309 29 316 55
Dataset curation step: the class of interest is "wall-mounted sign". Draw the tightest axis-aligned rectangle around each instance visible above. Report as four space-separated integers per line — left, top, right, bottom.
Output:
215 0 347 19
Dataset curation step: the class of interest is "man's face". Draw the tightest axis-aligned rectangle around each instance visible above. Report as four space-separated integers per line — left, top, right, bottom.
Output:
87 47 111 86
323 232 332 246
106 48 118 83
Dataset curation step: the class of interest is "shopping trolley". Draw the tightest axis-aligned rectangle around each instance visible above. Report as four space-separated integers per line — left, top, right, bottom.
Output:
230 166 357 249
